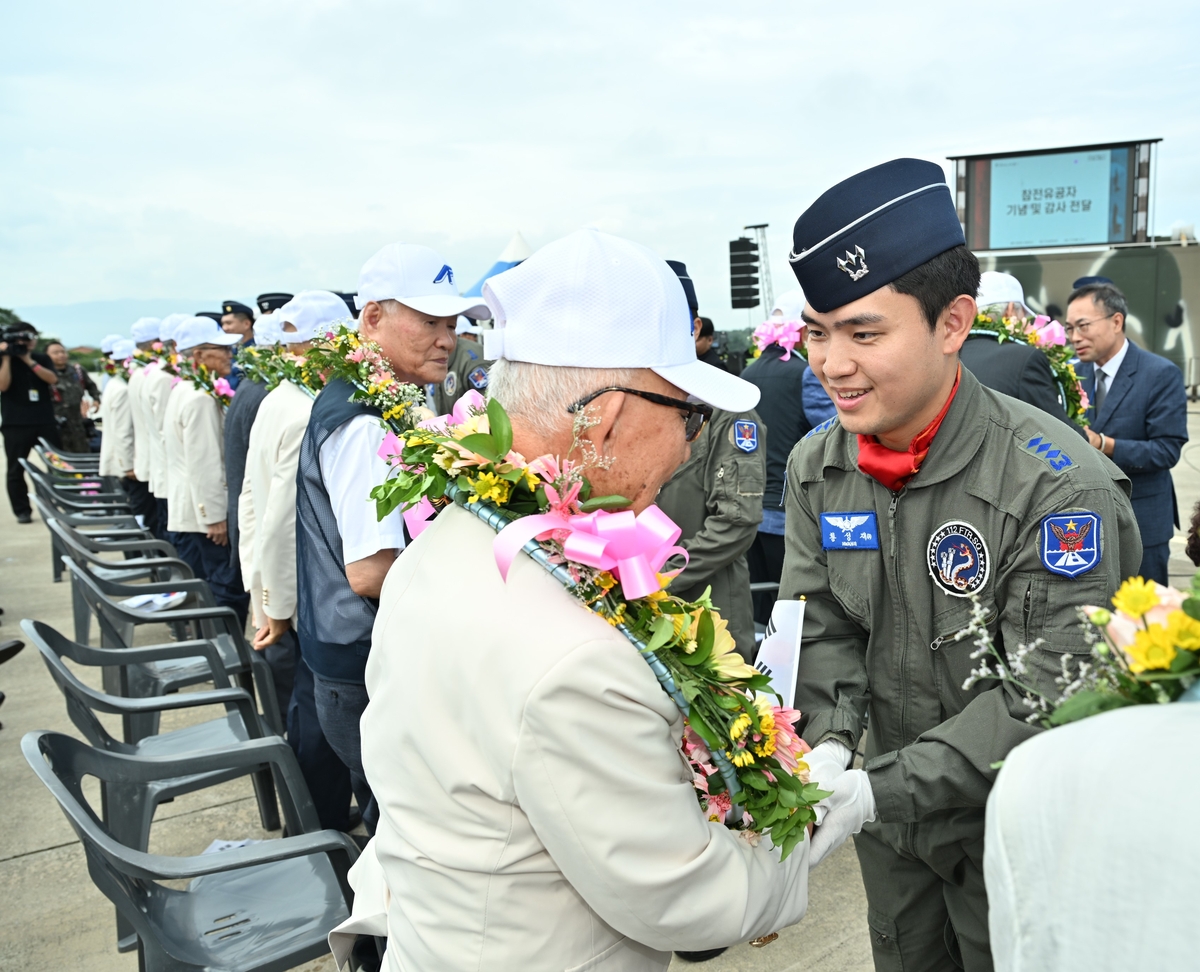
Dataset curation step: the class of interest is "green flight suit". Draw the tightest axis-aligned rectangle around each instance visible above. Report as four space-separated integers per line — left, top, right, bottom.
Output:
657 408 766 661
780 368 1141 972
432 336 491 415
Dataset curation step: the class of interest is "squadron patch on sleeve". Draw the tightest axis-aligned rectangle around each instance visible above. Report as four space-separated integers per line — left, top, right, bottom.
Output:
927 520 990 597
468 366 489 390
733 420 759 453
1040 511 1101 578
821 512 879 550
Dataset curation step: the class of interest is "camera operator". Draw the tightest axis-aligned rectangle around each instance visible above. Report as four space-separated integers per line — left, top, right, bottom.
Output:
0 323 59 523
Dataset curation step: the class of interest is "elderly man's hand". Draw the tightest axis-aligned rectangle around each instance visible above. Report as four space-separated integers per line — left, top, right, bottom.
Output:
206 520 229 546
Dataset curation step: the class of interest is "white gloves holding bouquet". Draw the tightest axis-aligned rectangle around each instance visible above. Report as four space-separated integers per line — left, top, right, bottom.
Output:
804 739 877 868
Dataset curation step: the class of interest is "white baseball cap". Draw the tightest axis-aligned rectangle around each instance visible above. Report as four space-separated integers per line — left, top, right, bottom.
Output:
771 288 806 321
100 333 123 354
130 317 162 343
482 228 760 412
977 271 1032 317
254 311 282 345
279 290 353 344
174 316 241 352
157 313 191 343
356 243 490 319
111 338 137 361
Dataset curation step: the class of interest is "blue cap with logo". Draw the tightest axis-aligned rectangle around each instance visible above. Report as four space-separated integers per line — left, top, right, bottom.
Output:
788 158 964 313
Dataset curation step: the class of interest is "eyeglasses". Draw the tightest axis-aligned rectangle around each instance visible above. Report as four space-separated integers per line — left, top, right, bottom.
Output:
1063 314 1115 338
566 386 713 442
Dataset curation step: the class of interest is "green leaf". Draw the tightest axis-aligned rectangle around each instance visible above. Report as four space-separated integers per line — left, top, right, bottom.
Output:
457 433 501 462
579 494 631 512
1047 689 1136 726
1184 596 1200 622
686 708 721 749
486 397 513 457
644 615 675 654
739 772 770 792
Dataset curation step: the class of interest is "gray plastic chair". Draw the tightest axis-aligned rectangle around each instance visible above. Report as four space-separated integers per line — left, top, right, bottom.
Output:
24 729 361 971
63 559 280 742
48 517 192 643
21 459 131 516
37 436 101 469
31 493 146 583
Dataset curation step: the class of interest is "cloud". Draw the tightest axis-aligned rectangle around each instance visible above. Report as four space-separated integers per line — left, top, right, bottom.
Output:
2 0 1198 340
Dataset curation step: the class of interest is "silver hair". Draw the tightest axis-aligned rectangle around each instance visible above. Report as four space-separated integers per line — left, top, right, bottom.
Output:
487 360 635 438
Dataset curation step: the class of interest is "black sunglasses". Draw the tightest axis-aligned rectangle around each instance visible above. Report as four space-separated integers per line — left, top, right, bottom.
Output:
566 386 713 442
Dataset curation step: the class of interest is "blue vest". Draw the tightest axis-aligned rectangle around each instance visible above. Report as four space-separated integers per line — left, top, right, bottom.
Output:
295 378 381 682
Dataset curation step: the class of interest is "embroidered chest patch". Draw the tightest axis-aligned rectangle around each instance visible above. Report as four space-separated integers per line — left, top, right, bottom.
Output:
927 520 990 597
443 371 457 396
820 512 880 550
468 366 489 390
1040 511 1101 578
733 420 758 453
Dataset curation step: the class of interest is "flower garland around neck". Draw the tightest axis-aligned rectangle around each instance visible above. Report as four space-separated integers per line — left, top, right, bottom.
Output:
369 390 829 860
236 342 327 397
752 318 806 361
304 322 427 427
971 311 1088 426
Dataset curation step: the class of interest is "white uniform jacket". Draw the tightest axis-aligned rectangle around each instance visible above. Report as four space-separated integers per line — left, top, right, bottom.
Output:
98 375 134 477
164 382 226 533
239 380 314 627
333 505 811 972
142 365 176 499
126 366 152 484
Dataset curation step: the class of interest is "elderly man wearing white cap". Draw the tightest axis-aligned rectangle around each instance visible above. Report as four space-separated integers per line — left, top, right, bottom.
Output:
140 314 193 539
164 317 250 628
97 338 137 485
122 316 164 533
329 230 830 972
296 245 489 836
960 270 1080 434
241 290 358 833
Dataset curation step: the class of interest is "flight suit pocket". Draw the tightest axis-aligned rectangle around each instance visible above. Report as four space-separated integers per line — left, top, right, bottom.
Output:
866 907 902 970
716 459 764 525
931 600 997 707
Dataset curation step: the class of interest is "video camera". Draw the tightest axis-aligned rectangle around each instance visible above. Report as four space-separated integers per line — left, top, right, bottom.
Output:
0 323 37 357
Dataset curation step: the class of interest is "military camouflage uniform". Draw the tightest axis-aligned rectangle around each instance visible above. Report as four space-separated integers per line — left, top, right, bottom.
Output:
657 408 766 661
780 368 1140 971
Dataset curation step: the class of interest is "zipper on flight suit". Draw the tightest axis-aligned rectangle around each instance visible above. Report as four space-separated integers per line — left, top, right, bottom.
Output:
888 491 899 559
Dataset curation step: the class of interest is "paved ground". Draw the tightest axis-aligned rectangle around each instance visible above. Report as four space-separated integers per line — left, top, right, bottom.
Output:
4 407 1199 970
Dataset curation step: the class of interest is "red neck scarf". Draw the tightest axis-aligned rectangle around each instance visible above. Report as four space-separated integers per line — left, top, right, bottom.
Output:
856 367 962 492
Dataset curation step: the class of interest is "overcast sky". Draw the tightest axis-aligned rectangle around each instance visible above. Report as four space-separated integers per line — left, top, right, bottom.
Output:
3 0 1198 340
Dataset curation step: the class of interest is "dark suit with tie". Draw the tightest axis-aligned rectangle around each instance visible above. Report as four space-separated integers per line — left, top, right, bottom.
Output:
960 333 1085 436
1078 341 1188 583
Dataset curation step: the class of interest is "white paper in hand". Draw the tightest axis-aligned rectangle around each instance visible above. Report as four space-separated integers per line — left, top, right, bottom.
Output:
754 598 805 706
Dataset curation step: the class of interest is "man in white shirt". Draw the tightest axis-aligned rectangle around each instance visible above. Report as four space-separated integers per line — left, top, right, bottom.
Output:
143 314 191 542
294 244 489 832
124 317 162 534
241 290 358 831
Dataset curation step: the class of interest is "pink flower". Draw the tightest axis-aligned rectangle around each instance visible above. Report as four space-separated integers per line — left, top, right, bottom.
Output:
377 431 404 467
705 790 732 824
1078 387 1090 410
1144 582 1186 629
213 377 235 399
528 455 562 483
771 706 811 780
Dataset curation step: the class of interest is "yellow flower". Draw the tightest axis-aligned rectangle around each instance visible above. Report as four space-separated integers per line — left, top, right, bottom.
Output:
595 571 616 592
523 468 540 491
729 713 752 741
708 613 758 681
1125 623 1177 673
729 749 756 767
470 471 511 505
1166 610 1200 651
1112 576 1160 618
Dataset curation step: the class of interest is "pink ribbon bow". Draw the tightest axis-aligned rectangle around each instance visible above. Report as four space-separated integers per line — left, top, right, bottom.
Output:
493 504 688 600
753 319 804 361
376 390 490 539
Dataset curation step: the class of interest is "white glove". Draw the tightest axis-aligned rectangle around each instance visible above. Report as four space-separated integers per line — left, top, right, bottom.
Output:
804 739 852 825
809 768 876 869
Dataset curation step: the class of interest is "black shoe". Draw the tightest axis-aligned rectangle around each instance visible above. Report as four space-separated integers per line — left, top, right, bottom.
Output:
674 949 728 962
15 512 32 524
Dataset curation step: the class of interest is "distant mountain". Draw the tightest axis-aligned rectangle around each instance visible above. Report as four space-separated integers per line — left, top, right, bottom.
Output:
10 297 249 347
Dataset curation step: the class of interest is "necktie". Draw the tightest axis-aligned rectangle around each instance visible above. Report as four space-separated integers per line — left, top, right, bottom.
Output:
1093 370 1107 414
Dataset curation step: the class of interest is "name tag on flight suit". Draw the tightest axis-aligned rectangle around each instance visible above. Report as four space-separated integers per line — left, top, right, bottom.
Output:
820 512 880 550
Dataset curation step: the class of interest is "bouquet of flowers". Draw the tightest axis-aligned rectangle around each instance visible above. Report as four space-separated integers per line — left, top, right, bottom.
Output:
372 391 829 859
959 574 1200 729
235 343 327 396
971 311 1088 426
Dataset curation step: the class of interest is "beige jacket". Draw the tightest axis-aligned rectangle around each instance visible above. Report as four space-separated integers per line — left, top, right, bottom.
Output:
164 382 226 533
239 381 313 627
98 375 134 477
126 366 152 483
332 505 811 972
142 365 176 498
